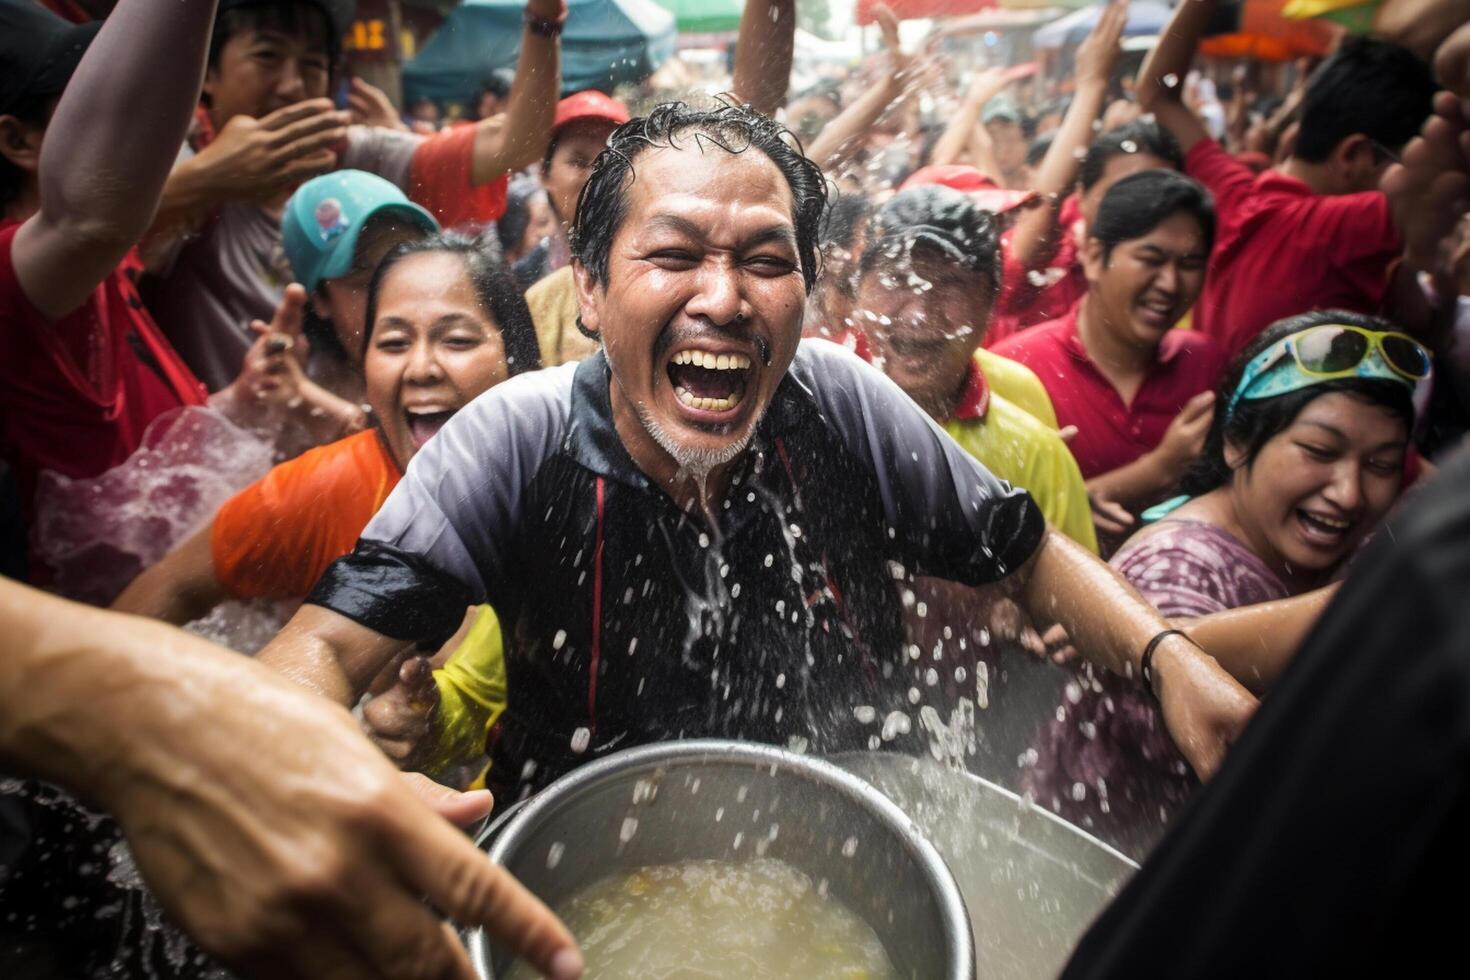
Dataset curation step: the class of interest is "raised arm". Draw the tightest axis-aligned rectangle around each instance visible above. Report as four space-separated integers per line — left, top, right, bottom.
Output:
929 68 1012 168
1134 0 1214 152
806 39 914 171
1008 0 1125 269
732 0 796 117
11 0 218 319
470 0 564 183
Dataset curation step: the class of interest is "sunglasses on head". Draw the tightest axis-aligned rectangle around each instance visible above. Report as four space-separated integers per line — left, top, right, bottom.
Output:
1226 324 1432 420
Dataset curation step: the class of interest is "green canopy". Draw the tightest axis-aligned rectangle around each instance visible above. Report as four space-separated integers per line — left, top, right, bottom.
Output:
652 0 744 33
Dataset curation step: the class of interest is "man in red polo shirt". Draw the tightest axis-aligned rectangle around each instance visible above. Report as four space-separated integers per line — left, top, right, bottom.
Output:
993 170 1224 540
1138 0 1438 361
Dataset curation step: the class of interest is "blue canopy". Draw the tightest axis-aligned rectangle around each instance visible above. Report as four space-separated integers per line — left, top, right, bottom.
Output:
404 0 676 106
1033 1 1172 49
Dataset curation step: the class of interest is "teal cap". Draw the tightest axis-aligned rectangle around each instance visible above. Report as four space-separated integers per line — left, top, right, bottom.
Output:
281 170 438 293
982 94 1023 125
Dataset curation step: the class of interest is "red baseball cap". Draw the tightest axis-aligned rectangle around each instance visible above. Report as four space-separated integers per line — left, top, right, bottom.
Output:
553 90 631 135
901 165 1038 214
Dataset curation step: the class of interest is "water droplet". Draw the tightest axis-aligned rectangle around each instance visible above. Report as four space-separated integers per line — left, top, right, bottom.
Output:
552 629 567 650
570 727 591 753
546 841 565 869
841 836 859 858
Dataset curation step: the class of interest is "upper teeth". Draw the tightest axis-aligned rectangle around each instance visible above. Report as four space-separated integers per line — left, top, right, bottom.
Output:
672 350 751 371
1305 512 1349 530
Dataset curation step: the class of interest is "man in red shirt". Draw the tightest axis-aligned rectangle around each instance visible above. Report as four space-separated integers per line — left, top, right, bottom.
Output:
993 170 1225 540
1138 0 1439 361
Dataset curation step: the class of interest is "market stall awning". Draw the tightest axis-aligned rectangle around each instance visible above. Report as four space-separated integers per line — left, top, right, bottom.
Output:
1200 0 1338 60
855 0 998 26
652 0 743 34
1033 0 1170 48
403 0 675 105
937 7 1068 36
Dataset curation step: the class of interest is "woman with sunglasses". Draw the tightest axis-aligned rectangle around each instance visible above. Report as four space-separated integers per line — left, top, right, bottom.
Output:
1024 309 1430 856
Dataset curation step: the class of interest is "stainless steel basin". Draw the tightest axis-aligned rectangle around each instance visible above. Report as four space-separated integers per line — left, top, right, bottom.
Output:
468 740 974 979
833 752 1138 980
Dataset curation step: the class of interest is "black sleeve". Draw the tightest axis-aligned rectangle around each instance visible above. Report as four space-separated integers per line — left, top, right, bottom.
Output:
1062 443 1470 979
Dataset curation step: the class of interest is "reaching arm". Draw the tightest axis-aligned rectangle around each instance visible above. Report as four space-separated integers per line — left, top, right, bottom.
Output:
1134 0 1215 153
806 68 908 172
1009 0 1125 271
470 0 563 183
11 0 217 319
1014 529 1257 780
111 524 227 625
257 603 414 706
929 68 1011 168
732 0 796 117
0 578 583 980
1183 585 1338 696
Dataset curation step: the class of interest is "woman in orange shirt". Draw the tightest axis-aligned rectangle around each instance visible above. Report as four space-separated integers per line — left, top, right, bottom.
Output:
113 232 540 624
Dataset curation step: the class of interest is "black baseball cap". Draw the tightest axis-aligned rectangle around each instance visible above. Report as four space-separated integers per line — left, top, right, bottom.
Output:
0 0 101 117
866 185 1000 278
216 0 356 40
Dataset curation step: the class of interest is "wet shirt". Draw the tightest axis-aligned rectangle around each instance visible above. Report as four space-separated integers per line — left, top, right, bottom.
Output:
991 306 1226 479
210 428 402 599
310 340 1045 798
146 124 508 390
943 354 1097 553
1186 137 1401 360
0 220 207 521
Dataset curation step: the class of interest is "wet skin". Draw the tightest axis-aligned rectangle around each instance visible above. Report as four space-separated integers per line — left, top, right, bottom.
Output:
573 143 808 509
365 251 511 472
856 251 994 421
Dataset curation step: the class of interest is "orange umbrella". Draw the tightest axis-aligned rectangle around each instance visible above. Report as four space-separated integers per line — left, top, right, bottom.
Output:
1200 0 1340 60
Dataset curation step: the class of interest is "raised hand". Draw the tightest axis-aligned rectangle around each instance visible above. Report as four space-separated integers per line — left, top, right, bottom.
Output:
1076 0 1127 91
347 76 408 131
189 98 349 202
1154 390 1216 478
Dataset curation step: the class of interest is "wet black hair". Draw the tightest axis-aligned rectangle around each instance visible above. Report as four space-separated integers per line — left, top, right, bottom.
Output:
363 232 542 376
570 101 829 295
1090 169 1215 263
1294 38 1436 163
1079 118 1183 192
1176 310 1415 498
820 192 870 251
0 92 51 210
207 1 337 73
857 185 1000 299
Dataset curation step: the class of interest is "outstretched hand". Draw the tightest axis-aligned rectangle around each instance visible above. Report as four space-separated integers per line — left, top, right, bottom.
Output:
83 616 581 980
364 655 443 770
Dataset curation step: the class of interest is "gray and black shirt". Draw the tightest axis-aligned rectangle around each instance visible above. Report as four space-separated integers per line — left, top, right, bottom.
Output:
310 339 1045 798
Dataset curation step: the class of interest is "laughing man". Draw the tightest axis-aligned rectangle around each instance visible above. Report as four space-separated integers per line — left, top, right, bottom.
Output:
259 104 1255 802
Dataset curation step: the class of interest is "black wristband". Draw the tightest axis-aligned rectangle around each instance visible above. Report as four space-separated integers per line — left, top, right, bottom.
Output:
1140 628 1188 700
523 9 564 37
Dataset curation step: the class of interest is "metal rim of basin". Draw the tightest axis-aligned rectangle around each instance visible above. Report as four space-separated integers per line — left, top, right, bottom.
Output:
468 739 975 980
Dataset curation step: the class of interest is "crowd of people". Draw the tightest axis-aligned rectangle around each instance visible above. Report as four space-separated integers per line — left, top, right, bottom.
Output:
2 0 1470 975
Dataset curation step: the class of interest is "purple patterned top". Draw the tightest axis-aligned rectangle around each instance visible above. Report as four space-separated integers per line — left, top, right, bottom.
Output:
1023 520 1289 856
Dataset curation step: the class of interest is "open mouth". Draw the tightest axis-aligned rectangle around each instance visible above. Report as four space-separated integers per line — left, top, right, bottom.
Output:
1295 508 1352 548
665 348 754 417
1136 296 1176 329
404 408 454 450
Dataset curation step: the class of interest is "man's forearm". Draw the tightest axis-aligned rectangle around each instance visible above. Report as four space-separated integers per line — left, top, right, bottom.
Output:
1136 0 1216 109
474 28 560 183
1018 529 1168 679
732 0 796 117
1009 78 1110 269
36 0 216 249
807 73 904 171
